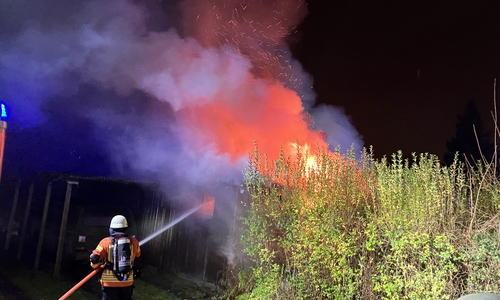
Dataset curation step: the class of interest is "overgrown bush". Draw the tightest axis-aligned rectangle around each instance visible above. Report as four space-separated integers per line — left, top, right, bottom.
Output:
367 151 465 299
459 231 500 294
234 142 500 299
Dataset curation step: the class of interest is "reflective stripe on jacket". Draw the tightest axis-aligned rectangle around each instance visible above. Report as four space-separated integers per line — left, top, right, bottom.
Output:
90 235 141 287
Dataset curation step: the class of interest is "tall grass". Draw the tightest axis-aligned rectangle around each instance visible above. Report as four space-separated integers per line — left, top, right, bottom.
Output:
235 139 500 299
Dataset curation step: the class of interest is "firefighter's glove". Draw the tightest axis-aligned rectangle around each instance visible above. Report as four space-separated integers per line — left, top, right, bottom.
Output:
90 254 100 264
133 267 141 279
103 261 113 270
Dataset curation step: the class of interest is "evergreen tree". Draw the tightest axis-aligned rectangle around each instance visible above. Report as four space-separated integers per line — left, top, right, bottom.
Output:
444 99 494 165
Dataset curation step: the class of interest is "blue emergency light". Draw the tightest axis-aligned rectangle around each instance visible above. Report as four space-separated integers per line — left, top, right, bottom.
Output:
0 102 8 121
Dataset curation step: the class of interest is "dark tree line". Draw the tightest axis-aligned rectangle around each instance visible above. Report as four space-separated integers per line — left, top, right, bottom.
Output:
444 99 495 166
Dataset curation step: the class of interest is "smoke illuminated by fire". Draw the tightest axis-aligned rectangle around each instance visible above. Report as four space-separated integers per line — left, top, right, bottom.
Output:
177 81 327 163
0 0 362 186
0 0 364 269
176 0 344 165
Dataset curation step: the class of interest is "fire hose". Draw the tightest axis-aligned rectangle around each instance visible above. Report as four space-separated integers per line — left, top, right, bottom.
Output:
58 266 103 300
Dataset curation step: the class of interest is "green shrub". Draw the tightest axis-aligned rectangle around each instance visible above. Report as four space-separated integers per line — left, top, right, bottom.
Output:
237 142 500 299
370 232 457 299
459 231 500 294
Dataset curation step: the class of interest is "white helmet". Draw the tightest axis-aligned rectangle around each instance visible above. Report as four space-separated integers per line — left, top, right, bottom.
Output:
110 215 128 229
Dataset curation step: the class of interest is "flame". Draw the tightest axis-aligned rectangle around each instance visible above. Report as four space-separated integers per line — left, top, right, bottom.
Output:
176 79 328 164
289 142 320 173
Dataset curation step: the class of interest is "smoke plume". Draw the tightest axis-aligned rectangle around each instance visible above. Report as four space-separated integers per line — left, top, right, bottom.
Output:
0 0 364 265
0 0 362 187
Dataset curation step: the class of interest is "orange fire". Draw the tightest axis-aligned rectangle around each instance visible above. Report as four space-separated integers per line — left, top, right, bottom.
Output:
176 78 328 164
289 142 320 171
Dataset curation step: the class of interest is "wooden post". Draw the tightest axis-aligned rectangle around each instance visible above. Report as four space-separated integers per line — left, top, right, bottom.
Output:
4 180 20 251
34 182 52 270
54 181 78 278
17 182 34 260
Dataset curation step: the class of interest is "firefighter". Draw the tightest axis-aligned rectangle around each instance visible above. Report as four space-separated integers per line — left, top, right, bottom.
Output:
90 215 141 300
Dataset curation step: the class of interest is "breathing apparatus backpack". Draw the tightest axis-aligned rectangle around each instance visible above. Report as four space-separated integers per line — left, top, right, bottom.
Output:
110 235 132 281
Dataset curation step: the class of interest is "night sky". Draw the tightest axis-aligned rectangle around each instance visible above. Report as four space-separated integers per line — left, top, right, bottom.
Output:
293 1 500 160
1 0 500 184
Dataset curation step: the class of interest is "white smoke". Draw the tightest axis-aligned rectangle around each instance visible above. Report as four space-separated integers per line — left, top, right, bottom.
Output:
310 104 363 154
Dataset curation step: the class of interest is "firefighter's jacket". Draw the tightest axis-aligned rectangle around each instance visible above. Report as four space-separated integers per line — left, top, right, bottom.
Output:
90 235 141 287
